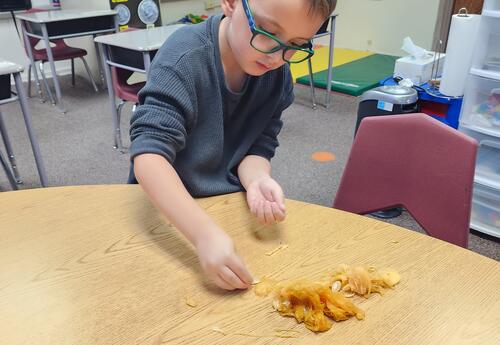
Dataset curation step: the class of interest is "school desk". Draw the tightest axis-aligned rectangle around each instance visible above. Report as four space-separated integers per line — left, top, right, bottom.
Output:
16 10 118 113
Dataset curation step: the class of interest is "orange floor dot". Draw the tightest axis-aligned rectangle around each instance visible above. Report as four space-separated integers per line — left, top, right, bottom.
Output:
312 151 336 162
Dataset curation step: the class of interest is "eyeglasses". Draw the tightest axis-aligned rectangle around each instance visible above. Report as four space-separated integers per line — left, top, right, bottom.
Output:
242 0 314 64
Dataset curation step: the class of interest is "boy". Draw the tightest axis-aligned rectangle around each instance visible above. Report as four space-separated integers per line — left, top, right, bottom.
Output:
129 0 337 290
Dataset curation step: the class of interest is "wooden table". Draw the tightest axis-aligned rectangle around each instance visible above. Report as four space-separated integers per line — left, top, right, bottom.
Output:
16 10 118 113
0 185 499 344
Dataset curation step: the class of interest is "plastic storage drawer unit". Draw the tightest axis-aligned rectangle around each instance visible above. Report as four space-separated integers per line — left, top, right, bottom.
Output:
471 14 500 74
483 0 500 14
459 74 500 136
460 125 500 189
471 182 500 238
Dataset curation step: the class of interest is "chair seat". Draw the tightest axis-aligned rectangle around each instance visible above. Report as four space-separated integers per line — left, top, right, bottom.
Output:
115 81 145 103
33 45 88 62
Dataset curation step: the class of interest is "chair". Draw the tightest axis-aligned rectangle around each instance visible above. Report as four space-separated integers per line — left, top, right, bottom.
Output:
308 13 337 109
21 8 98 104
108 27 145 151
0 59 47 189
333 113 478 248
111 66 145 151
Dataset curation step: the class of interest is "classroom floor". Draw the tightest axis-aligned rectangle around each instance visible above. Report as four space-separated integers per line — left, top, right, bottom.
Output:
0 75 499 261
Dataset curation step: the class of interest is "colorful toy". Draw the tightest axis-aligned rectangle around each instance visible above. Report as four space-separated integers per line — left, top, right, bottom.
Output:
177 13 208 25
473 88 500 127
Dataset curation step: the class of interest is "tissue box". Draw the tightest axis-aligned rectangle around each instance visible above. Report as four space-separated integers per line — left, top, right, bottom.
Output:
394 52 445 85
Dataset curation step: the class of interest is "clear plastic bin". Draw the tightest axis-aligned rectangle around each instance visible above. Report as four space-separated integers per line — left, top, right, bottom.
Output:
460 125 500 189
471 182 500 238
459 73 500 135
483 0 500 12
471 15 500 74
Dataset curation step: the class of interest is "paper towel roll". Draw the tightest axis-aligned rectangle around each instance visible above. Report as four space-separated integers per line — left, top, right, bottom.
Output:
439 13 481 97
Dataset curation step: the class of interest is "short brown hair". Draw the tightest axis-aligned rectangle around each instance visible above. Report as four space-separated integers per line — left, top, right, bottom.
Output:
309 0 337 18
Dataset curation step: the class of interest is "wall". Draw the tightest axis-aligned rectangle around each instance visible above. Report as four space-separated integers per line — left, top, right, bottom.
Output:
333 0 440 56
58 0 111 78
160 0 221 24
0 0 440 82
0 0 54 81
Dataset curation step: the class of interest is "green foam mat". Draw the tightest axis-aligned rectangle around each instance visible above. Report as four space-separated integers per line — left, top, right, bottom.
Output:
296 54 399 96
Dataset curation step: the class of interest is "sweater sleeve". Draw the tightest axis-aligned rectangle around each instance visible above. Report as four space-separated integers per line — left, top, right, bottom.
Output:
246 68 294 160
129 61 197 164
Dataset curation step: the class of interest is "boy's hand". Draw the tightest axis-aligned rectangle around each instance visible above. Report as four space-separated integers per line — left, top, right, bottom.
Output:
195 227 254 290
246 177 286 224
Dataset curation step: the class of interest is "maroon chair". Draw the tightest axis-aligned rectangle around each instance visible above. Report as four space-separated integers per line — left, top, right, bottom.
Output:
111 67 145 150
22 8 98 104
109 27 145 150
333 113 478 248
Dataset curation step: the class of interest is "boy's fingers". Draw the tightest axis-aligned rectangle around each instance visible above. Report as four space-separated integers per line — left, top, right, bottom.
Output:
249 198 256 214
264 201 276 224
256 200 266 223
213 274 235 290
220 266 248 289
271 202 285 222
271 188 285 211
227 255 253 285
263 188 274 202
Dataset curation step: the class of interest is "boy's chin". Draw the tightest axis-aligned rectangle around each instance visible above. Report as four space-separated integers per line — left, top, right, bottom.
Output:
246 69 269 77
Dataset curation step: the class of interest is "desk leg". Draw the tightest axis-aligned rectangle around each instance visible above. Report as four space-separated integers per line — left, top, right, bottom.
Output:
41 23 66 113
99 43 124 151
93 34 106 88
0 148 18 190
21 23 44 103
143 52 151 76
307 58 317 109
14 72 48 187
0 109 22 183
325 16 336 109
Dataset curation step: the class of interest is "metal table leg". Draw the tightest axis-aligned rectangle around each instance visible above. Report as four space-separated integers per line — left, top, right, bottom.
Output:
143 52 151 76
41 23 66 113
99 43 124 151
0 149 18 190
21 23 44 103
13 72 48 187
0 110 22 183
307 58 317 109
325 15 336 109
94 35 106 87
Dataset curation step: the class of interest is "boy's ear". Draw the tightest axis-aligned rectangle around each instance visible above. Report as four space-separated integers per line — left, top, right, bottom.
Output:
220 0 238 17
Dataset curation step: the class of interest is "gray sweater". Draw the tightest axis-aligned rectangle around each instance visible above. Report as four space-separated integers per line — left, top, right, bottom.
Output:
128 15 294 197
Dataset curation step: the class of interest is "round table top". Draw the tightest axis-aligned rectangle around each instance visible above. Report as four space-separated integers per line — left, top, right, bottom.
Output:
1 185 499 344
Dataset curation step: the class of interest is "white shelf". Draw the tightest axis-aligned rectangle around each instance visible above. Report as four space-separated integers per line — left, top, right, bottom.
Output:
470 220 500 238
463 1 500 238
475 176 500 191
470 67 500 81
461 123 500 139
482 10 500 18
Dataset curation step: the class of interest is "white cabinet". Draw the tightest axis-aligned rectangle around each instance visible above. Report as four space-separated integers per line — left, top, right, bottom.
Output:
471 14 500 77
460 73 500 134
483 0 500 13
471 183 500 238
461 125 500 189
459 0 500 237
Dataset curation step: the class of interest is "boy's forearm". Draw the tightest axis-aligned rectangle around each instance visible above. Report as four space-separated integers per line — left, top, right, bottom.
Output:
133 153 220 247
237 155 272 190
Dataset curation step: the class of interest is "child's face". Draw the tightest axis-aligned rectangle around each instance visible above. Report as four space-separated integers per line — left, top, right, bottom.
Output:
223 0 325 76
